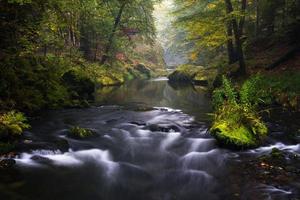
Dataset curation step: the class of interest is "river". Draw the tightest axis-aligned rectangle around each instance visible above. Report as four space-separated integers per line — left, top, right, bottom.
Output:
0 78 299 200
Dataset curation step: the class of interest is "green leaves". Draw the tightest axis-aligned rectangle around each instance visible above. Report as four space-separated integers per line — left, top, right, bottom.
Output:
0 111 30 138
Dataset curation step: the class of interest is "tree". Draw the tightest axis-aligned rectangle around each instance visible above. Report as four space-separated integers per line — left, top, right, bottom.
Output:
100 0 158 64
173 0 248 74
224 0 247 75
101 1 127 64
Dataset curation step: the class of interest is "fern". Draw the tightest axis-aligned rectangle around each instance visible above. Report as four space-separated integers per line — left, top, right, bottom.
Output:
0 111 30 137
222 75 237 104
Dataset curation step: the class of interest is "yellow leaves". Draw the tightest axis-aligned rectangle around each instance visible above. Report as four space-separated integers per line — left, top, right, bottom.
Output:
206 3 216 10
49 24 57 32
190 52 198 61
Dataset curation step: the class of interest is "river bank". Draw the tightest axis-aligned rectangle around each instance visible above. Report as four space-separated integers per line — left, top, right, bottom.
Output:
167 47 300 149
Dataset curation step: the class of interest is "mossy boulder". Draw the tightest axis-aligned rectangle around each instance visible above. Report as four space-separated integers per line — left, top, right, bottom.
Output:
210 120 268 148
196 68 217 86
210 104 268 148
97 75 124 86
126 67 149 80
68 126 97 139
95 68 126 86
168 64 217 86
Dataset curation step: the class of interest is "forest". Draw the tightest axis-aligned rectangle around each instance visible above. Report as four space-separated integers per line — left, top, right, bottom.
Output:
0 0 299 199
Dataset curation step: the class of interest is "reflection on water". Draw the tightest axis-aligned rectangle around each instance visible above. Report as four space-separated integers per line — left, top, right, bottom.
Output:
95 78 212 121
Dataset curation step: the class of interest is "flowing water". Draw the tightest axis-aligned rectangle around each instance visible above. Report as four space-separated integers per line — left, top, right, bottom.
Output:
0 78 299 200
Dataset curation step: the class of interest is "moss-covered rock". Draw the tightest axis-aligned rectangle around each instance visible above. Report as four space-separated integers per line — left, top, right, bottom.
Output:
168 64 217 86
97 75 124 86
94 67 126 86
193 68 217 86
68 126 97 139
210 104 268 148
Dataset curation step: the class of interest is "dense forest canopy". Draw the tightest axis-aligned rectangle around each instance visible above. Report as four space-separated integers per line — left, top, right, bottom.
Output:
0 0 165 112
172 0 300 71
0 0 160 61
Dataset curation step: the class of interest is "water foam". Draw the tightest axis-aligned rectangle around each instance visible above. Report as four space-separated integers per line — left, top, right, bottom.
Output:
16 149 119 176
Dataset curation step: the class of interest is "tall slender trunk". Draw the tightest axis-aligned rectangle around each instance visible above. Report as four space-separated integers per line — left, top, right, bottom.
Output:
226 22 237 64
100 2 127 64
94 42 98 61
43 45 47 57
238 0 247 36
255 0 260 37
224 0 247 75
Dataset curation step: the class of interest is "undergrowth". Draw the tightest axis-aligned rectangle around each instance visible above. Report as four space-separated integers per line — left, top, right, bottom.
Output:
211 76 268 148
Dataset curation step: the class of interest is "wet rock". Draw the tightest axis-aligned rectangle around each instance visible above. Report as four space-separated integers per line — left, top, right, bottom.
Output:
270 148 284 159
192 79 209 86
147 124 181 133
53 138 69 152
130 121 147 126
31 155 52 164
168 64 217 87
168 70 192 83
15 138 69 152
0 159 16 169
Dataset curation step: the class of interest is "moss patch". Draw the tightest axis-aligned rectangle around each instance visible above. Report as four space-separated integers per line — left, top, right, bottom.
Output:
210 104 268 148
168 64 217 86
68 126 96 139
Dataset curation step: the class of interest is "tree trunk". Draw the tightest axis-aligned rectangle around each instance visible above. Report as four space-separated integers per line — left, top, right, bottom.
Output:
226 22 237 64
43 45 47 57
100 2 127 64
94 43 98 61
255 0 260 37
238 0 247 36
224 0 247 75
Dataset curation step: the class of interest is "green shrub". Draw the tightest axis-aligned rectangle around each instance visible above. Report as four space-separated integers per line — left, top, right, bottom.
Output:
240 75 273 107
239 72 300 110
0 111 30 139
0 56 72 111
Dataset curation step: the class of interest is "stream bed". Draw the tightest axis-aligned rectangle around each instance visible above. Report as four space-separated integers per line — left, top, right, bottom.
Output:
0 78 299 200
